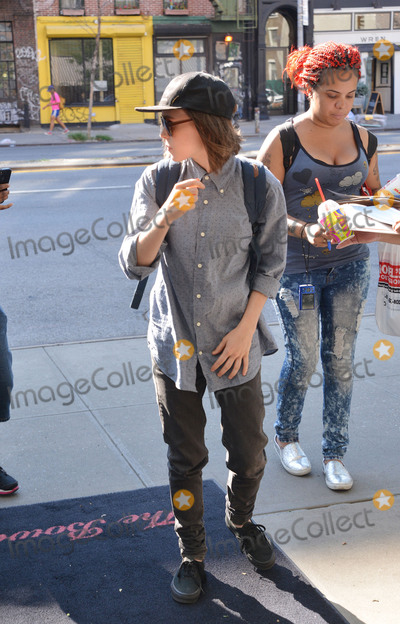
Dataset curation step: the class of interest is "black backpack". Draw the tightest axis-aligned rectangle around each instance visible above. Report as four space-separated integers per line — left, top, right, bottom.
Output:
130 157 268 309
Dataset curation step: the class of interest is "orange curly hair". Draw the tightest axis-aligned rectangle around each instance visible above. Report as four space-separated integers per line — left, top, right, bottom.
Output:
284 41 361 96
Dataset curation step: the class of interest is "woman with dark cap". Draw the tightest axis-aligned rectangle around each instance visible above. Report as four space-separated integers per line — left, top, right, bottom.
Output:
119 71 287 603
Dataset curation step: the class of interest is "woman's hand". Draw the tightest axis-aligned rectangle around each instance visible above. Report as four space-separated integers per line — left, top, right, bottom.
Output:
162 178 205 225
304 222 332 248
211 325 254 379
337 219 400 248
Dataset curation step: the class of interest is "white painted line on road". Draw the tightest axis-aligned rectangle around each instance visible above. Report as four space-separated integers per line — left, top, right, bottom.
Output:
11 185 132 194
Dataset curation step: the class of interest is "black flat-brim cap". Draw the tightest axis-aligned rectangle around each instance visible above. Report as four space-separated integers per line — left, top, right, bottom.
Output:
135 71 236 119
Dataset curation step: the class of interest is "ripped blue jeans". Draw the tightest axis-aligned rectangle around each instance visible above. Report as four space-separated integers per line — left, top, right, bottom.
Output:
273 258 370 460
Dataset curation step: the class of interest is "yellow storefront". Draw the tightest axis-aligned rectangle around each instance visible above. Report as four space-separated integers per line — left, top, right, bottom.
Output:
37 16 154 126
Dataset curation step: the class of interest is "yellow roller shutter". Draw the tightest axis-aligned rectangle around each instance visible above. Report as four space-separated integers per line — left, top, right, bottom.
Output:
115 37 147 123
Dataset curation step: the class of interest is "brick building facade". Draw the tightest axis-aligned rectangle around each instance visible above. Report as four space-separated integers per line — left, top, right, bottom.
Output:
0 0 39 125
0 0 219 127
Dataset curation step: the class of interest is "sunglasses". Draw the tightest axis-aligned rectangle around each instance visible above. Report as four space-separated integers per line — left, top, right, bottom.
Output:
160 115 192 136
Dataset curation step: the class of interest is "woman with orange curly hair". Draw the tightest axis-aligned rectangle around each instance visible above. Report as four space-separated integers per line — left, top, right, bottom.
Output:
258 42 382 490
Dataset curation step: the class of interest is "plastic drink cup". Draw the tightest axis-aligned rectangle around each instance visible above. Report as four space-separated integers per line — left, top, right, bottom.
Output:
318 200 354 244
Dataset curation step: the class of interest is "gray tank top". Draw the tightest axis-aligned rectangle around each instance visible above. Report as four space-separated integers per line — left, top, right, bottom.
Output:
282 122 370 274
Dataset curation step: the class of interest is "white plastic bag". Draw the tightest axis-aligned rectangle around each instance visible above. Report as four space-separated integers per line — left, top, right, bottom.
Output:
376 242 400 336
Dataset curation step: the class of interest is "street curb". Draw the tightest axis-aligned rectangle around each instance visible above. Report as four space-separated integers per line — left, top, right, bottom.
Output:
2 143 399 171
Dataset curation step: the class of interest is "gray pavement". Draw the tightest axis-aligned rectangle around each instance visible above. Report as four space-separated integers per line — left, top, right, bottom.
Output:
1 115 400 624
3 111 400 151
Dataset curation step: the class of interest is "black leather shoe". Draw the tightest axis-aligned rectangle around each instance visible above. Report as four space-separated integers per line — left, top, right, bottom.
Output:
171 558 206 603
226 514 275 570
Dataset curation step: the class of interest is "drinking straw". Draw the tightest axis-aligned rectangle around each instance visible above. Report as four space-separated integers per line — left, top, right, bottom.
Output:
315 177 331 250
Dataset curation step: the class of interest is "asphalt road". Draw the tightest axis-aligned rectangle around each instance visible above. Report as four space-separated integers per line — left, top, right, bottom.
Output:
1 128 399 164
1 148 399 348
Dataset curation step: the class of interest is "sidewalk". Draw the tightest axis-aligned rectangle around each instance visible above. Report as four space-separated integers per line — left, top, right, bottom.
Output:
2 112 400 149
2 314 399 624
1 113 400 623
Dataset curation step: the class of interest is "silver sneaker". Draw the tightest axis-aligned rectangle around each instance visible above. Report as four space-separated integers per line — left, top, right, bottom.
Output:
274 436 311 476
323 460 353 490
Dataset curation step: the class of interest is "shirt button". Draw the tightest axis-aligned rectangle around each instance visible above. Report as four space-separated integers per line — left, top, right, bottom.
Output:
196 294 201 299
197 263 202 268
204 175 210 181
219 189 224 194
203 200 208 205
199 350 203 355
196 322 201 327
200 232 205 237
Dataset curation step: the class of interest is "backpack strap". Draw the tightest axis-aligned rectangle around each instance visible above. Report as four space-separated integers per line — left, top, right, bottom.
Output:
237 156 267 288
277 119 297 173
349 120 377 164
155 158 182 207
130 159 181 309
366 130 378 163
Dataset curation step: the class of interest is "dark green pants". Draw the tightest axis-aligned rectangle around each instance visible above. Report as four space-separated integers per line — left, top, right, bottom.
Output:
152 360 267 560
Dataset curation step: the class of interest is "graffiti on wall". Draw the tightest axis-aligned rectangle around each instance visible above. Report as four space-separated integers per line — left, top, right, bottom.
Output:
14 46 42 123
0 101 19 125
15 46 46 64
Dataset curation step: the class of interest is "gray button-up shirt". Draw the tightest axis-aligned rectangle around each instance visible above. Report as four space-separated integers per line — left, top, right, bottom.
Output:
119 155 287 392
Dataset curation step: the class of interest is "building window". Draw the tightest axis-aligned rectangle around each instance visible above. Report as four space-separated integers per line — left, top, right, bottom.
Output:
314 13 352 31
115 0 139 8
163 1 188 10
0 22 16 100
394 12 400 29
49 39 115 106
355 13 390 30
60 0 85 9
155 38 205 103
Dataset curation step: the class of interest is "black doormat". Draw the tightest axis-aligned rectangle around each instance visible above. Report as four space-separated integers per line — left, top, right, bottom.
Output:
0 480 348 624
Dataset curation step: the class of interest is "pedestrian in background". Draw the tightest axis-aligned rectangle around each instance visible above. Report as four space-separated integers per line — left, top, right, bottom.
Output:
257 42 382 491
42 85 69 135
0 180 18 496
119 71 287 603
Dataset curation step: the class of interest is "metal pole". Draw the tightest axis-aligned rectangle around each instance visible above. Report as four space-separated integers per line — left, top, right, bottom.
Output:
254 107 260 134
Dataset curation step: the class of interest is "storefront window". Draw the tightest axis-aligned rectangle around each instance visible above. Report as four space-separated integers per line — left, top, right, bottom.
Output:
314 13 352 31
394 12 400 29
0 22 16 101
49 39 115 106
355 13 390 30
155 38 205 103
